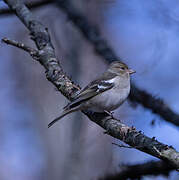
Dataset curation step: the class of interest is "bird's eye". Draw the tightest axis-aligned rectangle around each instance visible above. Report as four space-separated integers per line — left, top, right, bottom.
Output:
121 67 125 70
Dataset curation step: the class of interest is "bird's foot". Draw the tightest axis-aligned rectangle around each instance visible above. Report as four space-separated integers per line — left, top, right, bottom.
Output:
104 110 114 119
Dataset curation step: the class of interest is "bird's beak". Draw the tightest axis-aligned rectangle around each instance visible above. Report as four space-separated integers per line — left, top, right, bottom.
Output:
128 69 136 74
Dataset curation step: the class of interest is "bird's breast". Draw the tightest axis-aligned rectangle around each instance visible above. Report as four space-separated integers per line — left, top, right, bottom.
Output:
87 85 130 112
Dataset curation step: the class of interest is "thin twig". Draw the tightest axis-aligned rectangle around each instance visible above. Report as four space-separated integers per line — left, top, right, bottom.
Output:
2 38 39 58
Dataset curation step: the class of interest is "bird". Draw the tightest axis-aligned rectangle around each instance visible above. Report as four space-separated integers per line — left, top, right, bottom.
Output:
48 61 135 128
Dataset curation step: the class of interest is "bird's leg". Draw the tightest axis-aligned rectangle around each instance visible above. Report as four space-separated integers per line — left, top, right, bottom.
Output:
104 110 114 118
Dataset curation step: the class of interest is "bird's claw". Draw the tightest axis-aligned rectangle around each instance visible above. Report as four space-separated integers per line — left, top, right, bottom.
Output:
104 110 114 119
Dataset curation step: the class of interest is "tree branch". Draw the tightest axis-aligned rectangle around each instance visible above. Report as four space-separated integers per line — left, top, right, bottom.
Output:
100 160 175 180
2 0 179 169
0 0 53 17
55 0 179 127
2 37 38 56
129 85 179 126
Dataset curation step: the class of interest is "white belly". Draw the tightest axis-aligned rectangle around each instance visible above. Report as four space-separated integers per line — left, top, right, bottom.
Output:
86 86 130 112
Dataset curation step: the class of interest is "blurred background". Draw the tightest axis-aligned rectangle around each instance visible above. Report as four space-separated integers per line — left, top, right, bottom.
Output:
0 0 179 179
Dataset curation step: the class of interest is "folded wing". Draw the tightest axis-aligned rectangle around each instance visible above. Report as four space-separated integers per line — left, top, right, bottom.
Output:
64 79 114 110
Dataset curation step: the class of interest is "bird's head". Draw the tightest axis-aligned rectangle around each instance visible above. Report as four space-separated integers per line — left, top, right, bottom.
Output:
108 61 135 76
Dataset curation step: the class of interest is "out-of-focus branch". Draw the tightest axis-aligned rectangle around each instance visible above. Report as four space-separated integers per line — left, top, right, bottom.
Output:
55 0 179 127
100 160 175 180
0 0 53 17
3 0 179 169
129 85 179 126
56 0 117 62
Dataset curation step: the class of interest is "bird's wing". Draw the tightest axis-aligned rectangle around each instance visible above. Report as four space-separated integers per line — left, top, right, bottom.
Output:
63 73 116 110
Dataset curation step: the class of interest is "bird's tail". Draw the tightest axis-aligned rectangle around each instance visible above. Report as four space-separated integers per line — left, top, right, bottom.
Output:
48 107 80 128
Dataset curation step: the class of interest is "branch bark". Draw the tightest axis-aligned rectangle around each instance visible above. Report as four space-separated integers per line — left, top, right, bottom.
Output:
100 160 175 180
0 0 52 17
2 0 179 169
55 0 179 127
